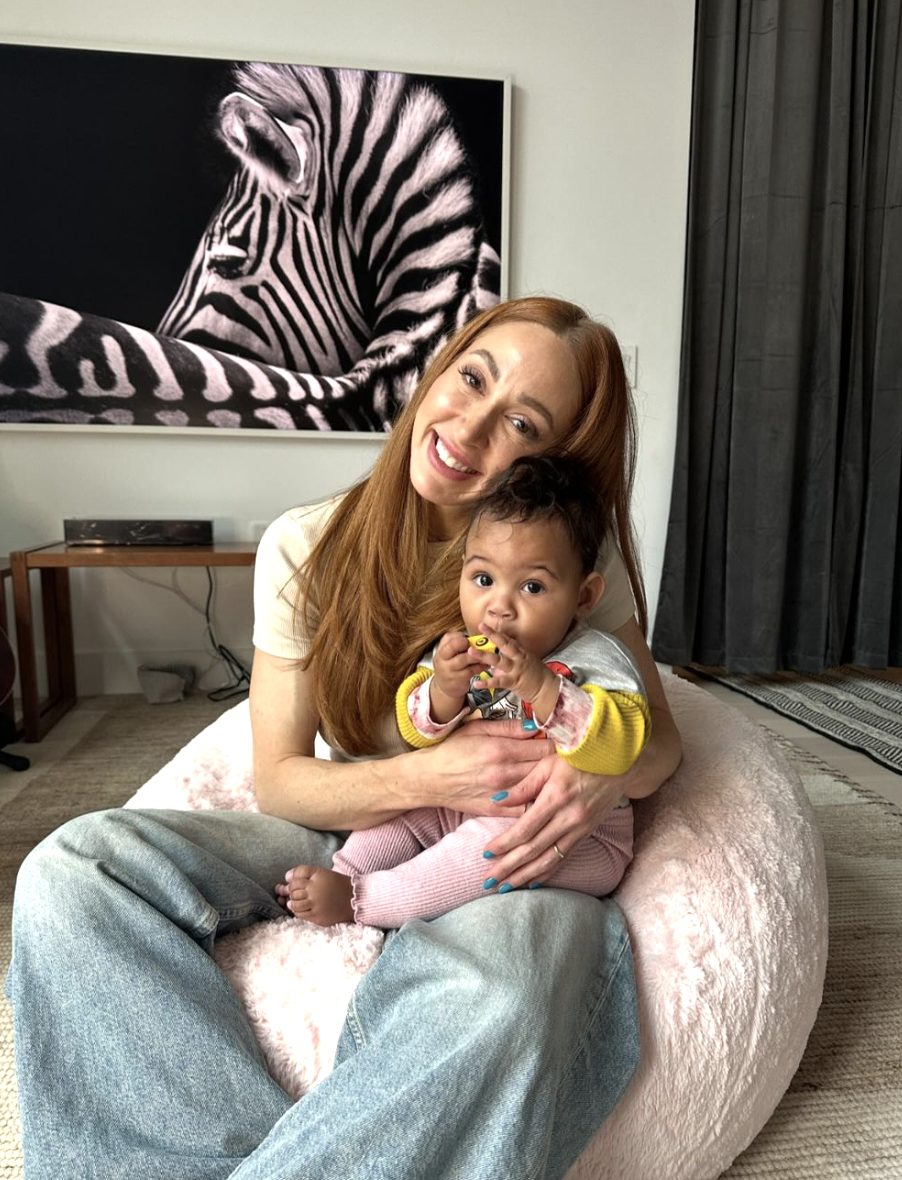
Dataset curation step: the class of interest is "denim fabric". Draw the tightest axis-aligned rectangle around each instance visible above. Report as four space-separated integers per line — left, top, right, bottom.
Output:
7 808 639 1180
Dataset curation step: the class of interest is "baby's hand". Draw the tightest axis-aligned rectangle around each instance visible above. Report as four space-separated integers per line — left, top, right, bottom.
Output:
430 631 490 723
478 624 560 723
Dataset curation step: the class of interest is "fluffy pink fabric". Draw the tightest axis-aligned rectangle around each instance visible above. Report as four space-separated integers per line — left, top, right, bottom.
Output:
125 674 828 1180
213 917 384 1096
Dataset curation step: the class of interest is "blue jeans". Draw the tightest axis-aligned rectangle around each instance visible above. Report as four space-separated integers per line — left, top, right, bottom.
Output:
7 808 639 1180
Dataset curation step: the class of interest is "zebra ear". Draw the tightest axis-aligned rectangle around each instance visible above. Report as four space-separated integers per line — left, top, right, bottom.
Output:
218 92 315 199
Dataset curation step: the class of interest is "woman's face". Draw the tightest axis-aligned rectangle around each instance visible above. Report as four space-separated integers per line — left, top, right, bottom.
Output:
409 321 583 538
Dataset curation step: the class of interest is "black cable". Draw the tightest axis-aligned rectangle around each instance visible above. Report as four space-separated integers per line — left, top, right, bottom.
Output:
203 568 252 701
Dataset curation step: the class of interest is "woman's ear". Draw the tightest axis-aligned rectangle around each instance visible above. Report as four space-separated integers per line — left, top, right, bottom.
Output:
575 571 605 619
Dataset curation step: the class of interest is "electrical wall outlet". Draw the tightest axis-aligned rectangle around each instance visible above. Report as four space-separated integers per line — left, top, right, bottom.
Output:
621 344 638 388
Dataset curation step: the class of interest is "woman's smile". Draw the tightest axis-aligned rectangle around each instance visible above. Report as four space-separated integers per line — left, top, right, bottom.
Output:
430 432 481 478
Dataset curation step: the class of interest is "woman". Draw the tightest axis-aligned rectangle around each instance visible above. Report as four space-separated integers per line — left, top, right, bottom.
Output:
8 297 681 1180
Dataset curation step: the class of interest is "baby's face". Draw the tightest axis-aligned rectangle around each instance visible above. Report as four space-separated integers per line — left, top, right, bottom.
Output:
459 515 595 657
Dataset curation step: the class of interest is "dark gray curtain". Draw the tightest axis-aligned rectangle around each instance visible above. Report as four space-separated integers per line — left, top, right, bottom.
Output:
652 0 902 672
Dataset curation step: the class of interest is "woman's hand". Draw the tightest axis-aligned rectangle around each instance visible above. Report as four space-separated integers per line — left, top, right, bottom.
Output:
414 718 558 817
478 614 684 888
478 756 627 889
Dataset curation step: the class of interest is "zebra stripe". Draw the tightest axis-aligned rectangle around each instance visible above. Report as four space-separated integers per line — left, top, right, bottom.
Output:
0 62 500 431
0 292 399 431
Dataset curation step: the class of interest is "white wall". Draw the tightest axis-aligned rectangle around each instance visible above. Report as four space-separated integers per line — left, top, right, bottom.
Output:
0 0 694 695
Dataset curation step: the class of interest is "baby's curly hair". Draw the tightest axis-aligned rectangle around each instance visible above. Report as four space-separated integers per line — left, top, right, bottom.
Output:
468 453 605 574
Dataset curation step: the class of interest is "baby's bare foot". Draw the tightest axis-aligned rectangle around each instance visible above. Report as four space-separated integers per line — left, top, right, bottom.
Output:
275 865 354 926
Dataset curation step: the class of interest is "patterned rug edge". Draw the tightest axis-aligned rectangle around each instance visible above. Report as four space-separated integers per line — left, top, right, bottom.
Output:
761 727 902 819
687 665 902 777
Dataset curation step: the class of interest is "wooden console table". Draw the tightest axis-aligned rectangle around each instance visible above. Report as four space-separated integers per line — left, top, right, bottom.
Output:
10 542 257 742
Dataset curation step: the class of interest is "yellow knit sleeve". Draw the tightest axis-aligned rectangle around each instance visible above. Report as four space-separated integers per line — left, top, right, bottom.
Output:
395 666 442 749
558 685 651 775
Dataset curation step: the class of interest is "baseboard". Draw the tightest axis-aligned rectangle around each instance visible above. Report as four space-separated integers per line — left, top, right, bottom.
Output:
74 647 254 696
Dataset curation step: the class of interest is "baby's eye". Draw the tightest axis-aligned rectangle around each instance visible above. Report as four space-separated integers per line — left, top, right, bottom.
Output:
474 573 493 588
523 580 544 595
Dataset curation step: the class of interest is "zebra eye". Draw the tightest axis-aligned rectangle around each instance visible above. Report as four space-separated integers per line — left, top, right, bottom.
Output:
207 243 249 278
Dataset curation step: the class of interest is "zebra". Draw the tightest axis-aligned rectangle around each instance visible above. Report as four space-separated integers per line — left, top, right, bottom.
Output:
0 62 501 431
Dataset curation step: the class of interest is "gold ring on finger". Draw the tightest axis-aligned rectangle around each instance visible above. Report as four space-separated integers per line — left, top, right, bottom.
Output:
553 843 565 860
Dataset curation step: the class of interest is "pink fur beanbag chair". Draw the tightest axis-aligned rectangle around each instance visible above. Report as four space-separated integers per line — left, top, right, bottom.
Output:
125 673 828 1179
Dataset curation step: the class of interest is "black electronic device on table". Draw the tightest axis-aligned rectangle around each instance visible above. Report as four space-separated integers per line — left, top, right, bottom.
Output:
63 519 214 546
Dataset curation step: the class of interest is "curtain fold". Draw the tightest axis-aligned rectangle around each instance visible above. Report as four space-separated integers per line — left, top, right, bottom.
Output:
652 0 902 672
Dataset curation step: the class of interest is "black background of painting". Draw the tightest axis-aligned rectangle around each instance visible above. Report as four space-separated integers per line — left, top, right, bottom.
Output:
0 43 505 330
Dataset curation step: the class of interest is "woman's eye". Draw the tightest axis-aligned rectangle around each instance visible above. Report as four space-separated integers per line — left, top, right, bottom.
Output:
459 365 483 391
523 581 544 595
510 415 539 440
474 573 493 588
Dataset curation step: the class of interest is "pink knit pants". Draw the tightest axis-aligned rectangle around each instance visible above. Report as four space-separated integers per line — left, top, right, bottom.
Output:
333 805 634 928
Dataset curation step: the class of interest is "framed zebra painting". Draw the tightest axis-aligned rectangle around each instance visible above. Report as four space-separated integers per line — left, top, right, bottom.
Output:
0 43 508 434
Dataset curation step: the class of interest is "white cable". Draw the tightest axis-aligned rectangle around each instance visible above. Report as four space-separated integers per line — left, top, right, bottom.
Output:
117 567 249 694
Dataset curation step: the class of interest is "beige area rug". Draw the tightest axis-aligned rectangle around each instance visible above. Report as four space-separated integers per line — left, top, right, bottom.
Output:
1 698 901 1179
720 735 902 1178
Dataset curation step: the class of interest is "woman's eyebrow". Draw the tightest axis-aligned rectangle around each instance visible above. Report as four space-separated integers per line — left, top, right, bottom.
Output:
472 348 500 380
472 348 555 428
517 394 554 429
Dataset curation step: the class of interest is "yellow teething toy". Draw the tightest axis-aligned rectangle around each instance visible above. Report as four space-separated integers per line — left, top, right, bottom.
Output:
468 634 498 683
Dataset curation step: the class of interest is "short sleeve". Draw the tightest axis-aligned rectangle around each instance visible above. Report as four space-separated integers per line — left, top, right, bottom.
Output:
252 495 345 660
586 537 636 634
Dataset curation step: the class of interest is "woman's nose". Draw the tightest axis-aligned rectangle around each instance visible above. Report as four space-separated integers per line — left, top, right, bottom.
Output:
455 403 492 447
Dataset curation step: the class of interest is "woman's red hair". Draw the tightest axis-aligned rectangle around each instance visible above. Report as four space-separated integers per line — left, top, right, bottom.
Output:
298 296 645 756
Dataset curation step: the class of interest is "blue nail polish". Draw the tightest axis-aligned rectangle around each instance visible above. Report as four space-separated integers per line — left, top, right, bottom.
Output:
482 850 495 859
491 791 509 802
529 881 545 890
522 719 538 731
498 883 514 894
483 877 498 890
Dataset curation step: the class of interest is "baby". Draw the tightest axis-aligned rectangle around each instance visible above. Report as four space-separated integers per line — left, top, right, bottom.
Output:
276 454 650 927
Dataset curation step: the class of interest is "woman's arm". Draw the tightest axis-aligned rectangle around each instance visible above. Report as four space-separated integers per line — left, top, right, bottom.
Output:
478 615 683 888
610 615 683 798
250 647 556 831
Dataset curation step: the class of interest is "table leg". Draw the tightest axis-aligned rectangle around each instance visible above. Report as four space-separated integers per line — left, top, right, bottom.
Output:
11 552 40 742
44 568 77 705
55 569 77 703
0 567 17 733
36 567 77 740
11 558 77 742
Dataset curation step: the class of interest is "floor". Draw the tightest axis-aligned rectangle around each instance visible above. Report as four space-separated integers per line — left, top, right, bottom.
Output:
2 674 902 811
0 696 110 809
